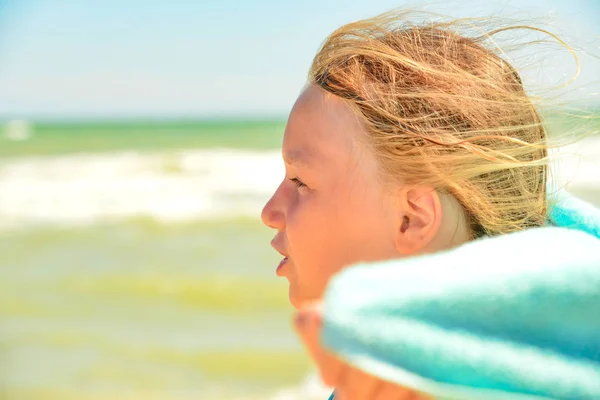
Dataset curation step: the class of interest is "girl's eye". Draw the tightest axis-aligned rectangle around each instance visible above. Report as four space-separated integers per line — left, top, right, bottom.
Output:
290 177 307 189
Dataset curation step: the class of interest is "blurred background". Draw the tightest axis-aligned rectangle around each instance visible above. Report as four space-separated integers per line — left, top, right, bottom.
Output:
0 1 599 399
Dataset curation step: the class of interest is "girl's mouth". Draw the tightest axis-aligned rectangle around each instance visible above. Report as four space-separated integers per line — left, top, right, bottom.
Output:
276 257 288 276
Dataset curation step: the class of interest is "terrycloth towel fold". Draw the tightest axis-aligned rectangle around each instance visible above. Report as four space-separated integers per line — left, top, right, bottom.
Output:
322 193 600 400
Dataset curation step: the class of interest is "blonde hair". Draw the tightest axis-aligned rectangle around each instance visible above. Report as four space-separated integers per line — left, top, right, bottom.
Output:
308 11 572 238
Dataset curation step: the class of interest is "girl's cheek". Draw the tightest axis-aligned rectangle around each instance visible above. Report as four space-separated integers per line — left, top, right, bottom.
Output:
286 194 317 247
287 189 309 221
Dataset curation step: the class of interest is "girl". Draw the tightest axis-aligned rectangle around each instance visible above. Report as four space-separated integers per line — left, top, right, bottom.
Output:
261 10 592 400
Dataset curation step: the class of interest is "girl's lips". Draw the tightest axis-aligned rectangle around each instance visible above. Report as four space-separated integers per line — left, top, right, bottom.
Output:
276 257 288 276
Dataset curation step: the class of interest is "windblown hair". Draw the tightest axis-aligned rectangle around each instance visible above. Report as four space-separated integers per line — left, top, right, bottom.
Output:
308 11 574 238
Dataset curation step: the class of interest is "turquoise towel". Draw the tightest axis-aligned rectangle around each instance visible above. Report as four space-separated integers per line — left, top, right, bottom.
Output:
321 193 600 400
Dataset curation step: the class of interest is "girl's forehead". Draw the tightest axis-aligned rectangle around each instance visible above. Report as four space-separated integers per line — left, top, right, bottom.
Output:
282 87 377 177
284 85 361 152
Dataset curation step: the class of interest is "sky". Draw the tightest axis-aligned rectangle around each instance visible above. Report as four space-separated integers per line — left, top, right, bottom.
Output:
0 0 598 120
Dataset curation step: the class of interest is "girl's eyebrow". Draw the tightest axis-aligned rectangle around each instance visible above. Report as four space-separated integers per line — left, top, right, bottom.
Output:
283 149 315 168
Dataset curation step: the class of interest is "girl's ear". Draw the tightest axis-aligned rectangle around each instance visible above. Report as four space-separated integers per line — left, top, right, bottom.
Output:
394 187 443 255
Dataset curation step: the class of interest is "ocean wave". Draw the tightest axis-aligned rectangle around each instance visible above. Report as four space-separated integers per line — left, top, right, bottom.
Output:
0 149 283 230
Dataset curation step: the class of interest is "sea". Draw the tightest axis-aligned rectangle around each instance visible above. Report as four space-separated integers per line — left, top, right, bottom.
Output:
1 117 598 400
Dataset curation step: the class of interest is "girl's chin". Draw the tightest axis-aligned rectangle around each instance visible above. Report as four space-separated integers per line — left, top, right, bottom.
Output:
288 285 321 310
288 287 303 310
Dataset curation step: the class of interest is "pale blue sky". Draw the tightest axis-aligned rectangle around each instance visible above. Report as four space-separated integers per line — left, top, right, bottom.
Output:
0 0 598 120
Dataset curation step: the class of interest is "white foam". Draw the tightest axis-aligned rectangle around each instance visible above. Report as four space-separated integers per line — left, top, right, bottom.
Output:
0 149 284 230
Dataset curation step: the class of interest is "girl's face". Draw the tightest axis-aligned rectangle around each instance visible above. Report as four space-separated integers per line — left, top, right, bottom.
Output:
261 85 402 309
